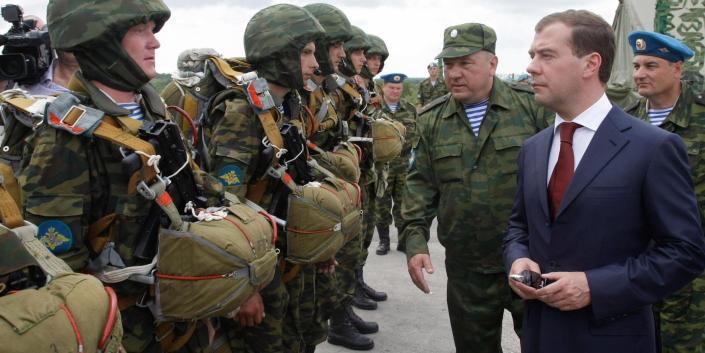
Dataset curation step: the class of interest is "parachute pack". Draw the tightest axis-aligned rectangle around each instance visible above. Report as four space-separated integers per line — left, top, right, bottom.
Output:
0 176 123 353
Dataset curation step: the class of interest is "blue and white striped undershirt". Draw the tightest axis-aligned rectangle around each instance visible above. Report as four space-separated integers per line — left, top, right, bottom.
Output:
117 102 144 121
387 102 398 113
463 97 489 136
647 106 673 126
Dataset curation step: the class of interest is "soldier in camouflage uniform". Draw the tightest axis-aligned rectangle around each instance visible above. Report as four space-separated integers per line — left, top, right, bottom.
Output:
350 32 390 308
416 61 448 110
204 5 324 353
374 73 417 255
400 23 553 353
301 4 379 352
19 1 229 352
626 31 705 353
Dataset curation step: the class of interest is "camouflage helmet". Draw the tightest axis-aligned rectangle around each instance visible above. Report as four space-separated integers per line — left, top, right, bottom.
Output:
303 3 352 76
361 34 388 77
47 0 171 92
245 4 325 89
47 0 170 51
303 3 352 44
339 26 371 77
343 25 371 53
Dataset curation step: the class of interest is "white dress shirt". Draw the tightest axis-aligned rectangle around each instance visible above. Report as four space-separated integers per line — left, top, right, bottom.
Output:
547 93 612 185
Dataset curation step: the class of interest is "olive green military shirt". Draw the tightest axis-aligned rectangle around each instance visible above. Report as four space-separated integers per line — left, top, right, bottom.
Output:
417 78 448 108
627 82 705 223
401 77 553 273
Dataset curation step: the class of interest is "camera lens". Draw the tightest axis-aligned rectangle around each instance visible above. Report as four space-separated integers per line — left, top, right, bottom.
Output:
0 53 27 80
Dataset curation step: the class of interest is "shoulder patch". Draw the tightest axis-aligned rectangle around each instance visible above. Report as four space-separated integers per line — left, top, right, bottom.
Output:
218 165 244 186
46 93 104 136
419 93 451 115
37 220 73 254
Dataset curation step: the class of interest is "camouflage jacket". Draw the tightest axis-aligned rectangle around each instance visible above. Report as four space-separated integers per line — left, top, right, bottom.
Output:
304 79 340 150
416 78 448 108
627 82 705 223
329 75 379 185
206 88 310 218
19 72 166 281
382 98 418 175
401 77 553 272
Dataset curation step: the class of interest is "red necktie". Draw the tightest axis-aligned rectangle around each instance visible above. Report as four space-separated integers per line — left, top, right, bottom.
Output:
548 122 581 219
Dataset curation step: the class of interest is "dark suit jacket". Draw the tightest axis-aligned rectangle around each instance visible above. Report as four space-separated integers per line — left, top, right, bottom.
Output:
503 106 705 353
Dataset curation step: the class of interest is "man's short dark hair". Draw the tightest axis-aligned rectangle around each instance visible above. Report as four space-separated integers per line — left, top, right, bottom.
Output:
536 9 615 83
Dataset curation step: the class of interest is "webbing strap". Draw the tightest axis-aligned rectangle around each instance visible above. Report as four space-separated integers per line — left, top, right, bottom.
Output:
257 110 284 153
341 82 362 101
208 57 246 83
156 321 197 353
0 176 23 229
246 179 269 204
279 258 301 284
86 213 117 254
181 94 199 134
60 112 158 194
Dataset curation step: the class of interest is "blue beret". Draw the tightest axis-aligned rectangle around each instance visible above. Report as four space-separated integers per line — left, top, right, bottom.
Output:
381 73 407 83
628 31 694 62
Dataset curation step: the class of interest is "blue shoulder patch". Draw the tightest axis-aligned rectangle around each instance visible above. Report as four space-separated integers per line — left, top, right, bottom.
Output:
37 220 73 254
218 165 244 186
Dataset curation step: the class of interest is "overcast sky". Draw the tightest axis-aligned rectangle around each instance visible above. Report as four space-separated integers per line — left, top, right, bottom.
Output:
2 0 618 77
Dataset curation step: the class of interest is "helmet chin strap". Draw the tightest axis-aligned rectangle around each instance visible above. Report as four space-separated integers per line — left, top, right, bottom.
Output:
75 35 151 92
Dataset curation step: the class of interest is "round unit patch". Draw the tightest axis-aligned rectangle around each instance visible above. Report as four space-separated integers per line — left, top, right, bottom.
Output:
218 164 245 186
37 220 73 254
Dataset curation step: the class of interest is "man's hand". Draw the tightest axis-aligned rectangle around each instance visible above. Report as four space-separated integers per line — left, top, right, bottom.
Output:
408 253 434 294
316 258 338 275
508 257 542 300
536 271 591 311
233 291 264 327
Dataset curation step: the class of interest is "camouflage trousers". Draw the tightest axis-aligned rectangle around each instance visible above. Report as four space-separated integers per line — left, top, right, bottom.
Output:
446 261 524 353
359 182 377 266
334 225 363 307
283 264 342 352
375 170 407 229
656 272 705 353
227 267 288 353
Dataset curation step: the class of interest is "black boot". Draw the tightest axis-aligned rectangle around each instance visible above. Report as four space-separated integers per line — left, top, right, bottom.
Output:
357 268 387 302
352 284 378 310
346 305 379 334
305 345 316 353
375 226 390 255
328 307 374 350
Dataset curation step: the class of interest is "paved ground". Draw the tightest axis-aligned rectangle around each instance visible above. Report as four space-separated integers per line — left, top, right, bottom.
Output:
318 221 521 353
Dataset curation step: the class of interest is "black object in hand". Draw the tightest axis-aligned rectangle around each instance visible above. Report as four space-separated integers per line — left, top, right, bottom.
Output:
510 270 553 289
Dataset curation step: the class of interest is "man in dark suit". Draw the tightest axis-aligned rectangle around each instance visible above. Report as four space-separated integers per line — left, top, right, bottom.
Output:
504 9 705 353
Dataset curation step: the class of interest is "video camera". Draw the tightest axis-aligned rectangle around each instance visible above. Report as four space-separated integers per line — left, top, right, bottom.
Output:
0 4 52 85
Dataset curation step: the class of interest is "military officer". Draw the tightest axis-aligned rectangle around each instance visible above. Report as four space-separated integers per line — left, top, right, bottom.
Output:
416 61 448 110
375 73 417 255
400 23 553 353
626 30 705 353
